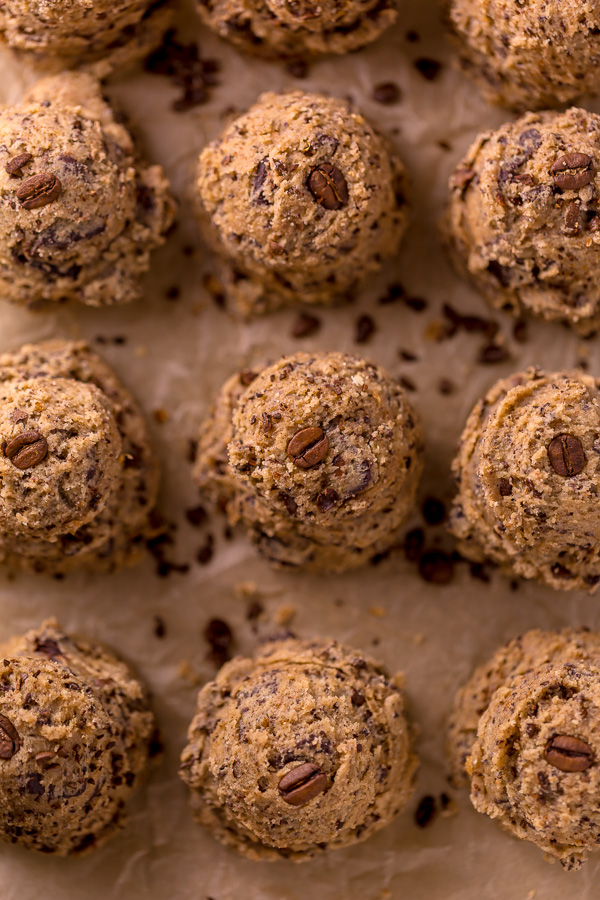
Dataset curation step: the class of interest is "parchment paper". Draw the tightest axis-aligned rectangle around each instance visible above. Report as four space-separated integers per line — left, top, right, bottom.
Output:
1 1 600 897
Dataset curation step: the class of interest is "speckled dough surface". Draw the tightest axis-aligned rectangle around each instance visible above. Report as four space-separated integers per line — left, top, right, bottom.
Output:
0 72 175 309
194 351 423 572
445 108 600 334
450 368 600 592
180 638 417 861
0 339 159 574
449 629 600 870
0 619 155 855
196 0 396 60
196 91 408 315
0 0 173 76
445 0 600 111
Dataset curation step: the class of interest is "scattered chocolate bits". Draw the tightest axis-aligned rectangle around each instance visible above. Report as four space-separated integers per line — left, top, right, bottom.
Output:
498 478 513 497
0 714 20 760
414 58 442 81
547 434 586 477
316 488 339 512
287 426 329 468
278 763 327 806
419 550 454 585
415 795 437 828
291 312 321 338
545 735 594 772
145 29 220 112
5 152 32 177
16 173 62 210
3 431 48 470
355 314 376 344
307 163 348 210
372 82 402 105
442 303 498 340
204 617 233 666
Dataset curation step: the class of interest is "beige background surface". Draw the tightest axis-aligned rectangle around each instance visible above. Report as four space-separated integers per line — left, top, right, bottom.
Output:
1 0 600 897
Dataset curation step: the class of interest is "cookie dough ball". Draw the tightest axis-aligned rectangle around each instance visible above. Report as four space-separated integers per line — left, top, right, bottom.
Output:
448 629 600 869
196 0 396 60
194 352 423 572
0 339 159 575
0 72 175 309
445 108 600 334
450 368 600 592
446 0 600 111
180 638 417 861
0 0 173 76
197 92 408 315
0 619 155 855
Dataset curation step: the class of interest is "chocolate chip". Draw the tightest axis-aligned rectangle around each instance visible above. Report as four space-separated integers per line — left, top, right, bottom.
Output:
16 173 62 210
186 505 208 527
25 773 45 796
287 426 329 468
351 689 366 707
564 200 582 235
422 497 446 525
404 527 425 561
278 763 327 806
415 795 437 827
3 431 48 470
545 735 594 772
316 488 339 512
355 314 376 344
419 550 454 584
240 370 258 387
547 434 585 477
204 618 233 665
0 714 20 760
372 82 401 104
307 163 348 210
5 152 32 177
550 153 594 191
34 637 62 659
279 491 298 516
414 58 442 81
478 343 511 365
498 478 513 497
291 312 321 338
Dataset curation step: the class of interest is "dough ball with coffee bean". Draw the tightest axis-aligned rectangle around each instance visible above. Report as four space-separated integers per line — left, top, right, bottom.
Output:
445 108 600 334
446 0 600 110
196 91 408 315
194 351 423 572
0 71 175 309
0 339 159 575
195 0 395 60
180 637 417 861
0 619 155 855
450 368 600 592
0 0 172 76
448 628 600 870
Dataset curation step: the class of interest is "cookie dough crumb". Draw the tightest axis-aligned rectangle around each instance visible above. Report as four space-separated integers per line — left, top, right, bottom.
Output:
180 637 417 860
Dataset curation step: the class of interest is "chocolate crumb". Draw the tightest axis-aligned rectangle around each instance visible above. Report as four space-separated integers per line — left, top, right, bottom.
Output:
186 505 208 527
197 534 215 565
478 343 511 365
414 58 442 81
292 312 321 338
204 618 233 666
355 314 376 344
419 550 454 584
372 82 402 105
404 296 428 312
404 527 425 562
415 795 437 828
153 616 166 638
422 497 446 525
145 30 220 112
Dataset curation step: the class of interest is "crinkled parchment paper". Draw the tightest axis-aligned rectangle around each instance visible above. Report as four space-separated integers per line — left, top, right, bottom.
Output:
1 1 600 897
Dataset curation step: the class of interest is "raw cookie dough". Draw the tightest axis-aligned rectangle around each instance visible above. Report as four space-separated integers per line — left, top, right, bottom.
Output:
0 619 156 855
0 338 160 575
180 637 417 861
445 0 600 111
194 351 423 573
445 108 600 335
450 368 600 592
196 91 408 315
448 628 600 870
195 0 396 60
0 71 175 309
0 0 173 77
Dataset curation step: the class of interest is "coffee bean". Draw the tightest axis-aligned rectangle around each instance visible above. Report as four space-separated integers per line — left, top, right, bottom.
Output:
3 431 48 469
316 487 339 512
498 478 513 497
287 426 329 468
550 153 594 191
16 172 62 209
278 762 327 806
547 434 585 477
5 152 32 177
545 734 594 772
307 163 348 210
0 714 20 760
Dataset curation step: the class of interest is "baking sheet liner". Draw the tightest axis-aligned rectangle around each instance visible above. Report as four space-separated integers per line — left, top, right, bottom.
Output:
1 0 600 896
